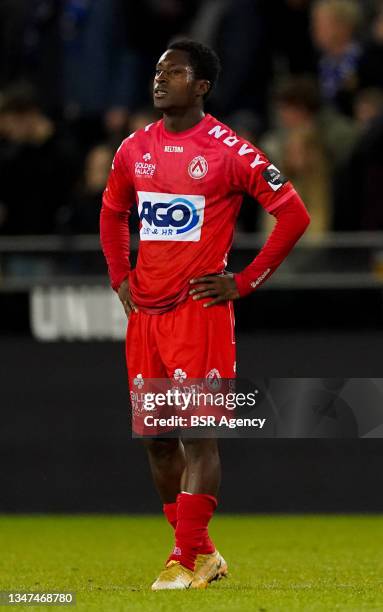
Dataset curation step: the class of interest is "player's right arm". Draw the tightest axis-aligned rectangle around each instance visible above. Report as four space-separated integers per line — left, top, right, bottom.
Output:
100 140 138 317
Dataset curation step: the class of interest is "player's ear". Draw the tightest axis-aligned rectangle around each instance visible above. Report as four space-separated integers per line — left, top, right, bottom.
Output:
196 79 210 99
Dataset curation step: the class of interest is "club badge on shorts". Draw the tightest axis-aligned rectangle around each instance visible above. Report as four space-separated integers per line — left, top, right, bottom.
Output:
206 368 221 391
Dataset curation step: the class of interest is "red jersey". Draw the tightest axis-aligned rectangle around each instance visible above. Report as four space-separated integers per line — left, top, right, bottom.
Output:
101 113 309 312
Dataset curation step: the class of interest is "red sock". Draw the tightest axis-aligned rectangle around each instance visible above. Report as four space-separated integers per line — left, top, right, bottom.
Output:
163 499 215 554
169 492 217 570
199 532 216 555
163 502 177 530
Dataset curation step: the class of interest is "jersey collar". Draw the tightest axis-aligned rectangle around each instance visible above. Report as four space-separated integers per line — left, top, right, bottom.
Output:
160 114 212 140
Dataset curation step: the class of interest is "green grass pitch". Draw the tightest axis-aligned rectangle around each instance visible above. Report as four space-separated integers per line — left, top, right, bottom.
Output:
1 515 383 611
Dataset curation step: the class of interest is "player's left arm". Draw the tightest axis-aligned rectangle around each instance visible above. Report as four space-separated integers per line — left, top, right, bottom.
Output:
231 152 310 297
190 146 310 305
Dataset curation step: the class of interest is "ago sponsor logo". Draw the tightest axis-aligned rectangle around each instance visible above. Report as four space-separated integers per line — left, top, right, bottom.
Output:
137 191 205 241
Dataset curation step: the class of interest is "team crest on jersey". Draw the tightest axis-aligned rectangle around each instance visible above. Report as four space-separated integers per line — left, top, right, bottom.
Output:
188 156 208 179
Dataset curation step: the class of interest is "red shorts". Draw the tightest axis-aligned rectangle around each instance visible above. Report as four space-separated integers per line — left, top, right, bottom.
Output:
126 296 236 435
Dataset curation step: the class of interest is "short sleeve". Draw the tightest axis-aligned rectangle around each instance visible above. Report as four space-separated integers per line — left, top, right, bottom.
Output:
103 140 135 213
230 144 296 213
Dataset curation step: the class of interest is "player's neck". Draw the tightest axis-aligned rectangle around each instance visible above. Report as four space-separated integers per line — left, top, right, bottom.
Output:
162 108 205 133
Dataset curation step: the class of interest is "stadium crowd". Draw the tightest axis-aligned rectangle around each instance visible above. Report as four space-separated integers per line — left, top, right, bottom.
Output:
0 0 383 236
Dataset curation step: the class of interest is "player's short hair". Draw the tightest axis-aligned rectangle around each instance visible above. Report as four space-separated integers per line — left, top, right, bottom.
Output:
313 0 362 31
167 39 221 99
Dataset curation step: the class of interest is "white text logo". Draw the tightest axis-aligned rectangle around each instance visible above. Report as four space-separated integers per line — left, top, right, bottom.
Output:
250 268 271 289
135 161 156 177
164 145 184 153
208 124 267 170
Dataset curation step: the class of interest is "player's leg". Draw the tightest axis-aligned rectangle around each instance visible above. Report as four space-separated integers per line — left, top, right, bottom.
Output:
126 312 185 570
152 296 234 589
182 437 220 496
142 437 186 504
150 437 221 591
151 437 224 590
181 437 228 588
165 437 223 572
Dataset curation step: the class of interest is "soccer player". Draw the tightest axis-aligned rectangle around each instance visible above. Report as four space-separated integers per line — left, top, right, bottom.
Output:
100 40 310 590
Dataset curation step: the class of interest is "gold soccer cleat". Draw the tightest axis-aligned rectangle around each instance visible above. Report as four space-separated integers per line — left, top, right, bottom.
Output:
151 560 194 590
190 550 228 589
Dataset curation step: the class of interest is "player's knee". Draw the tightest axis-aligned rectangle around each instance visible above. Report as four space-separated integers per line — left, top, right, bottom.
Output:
183 438 218 460
141 437 180 459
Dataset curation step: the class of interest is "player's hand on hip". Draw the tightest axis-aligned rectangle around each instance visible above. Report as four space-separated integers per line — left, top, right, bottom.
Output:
118 278 138 318
189 272 240 307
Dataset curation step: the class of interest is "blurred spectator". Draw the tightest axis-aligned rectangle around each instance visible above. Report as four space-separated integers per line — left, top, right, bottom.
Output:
261 124 331 237
260 76 361 234
354 87 383 129
62 0 200 152
128 109 161 134
358 2 383 91
282 126 332 235
311 0 363 115
334 107 383 230
0 0 380 238
0 0 61 116
261 76 358 168
59 108 162 234
0 82 80 234
61 144 114 234
190 0 318 127
273 0 317 75
119 0 201 112
61 0 134 150
62 0 129 116
103 107 130 149
190 0 273 126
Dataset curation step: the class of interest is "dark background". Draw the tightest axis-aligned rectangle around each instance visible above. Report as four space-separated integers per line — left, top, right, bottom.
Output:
1 291 383 513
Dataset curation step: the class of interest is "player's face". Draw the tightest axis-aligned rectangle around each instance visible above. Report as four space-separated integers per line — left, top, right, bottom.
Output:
153 49 207 111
